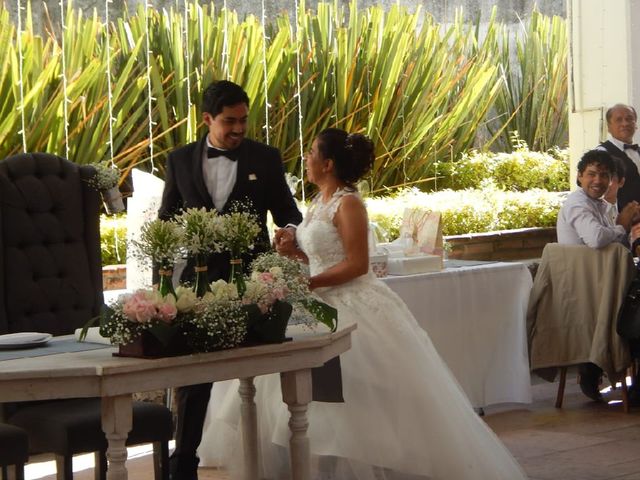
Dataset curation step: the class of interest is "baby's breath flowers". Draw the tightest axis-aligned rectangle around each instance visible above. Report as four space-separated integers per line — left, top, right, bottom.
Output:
175 207 222 296
174 208 221 257
216 203 261 258
132 219 184 270
182 280 247 352
89 162 120 190
245 253 338 333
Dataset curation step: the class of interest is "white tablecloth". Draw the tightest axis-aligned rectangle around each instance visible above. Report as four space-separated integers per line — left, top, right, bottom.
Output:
381 261 533 408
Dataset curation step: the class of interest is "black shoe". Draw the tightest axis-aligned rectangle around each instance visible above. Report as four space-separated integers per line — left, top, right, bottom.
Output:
169 454 199 480
579 379 604 402
578 363 604 402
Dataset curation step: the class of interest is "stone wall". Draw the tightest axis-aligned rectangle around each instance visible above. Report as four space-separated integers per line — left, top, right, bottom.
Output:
446 227 557 261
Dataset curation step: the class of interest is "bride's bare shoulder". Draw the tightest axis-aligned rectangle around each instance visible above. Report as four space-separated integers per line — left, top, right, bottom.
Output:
335 192 367 219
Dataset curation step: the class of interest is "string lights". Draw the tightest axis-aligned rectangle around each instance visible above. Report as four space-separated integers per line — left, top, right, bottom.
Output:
293 0 305 202
104 0 115 165
260 0 270 143
15 0 26 152
183 0 193 140
222 0 230 79
59 0 70 158
144 0 156 172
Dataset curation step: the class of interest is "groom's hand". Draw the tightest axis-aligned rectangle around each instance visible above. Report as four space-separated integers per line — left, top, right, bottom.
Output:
274 227 297 255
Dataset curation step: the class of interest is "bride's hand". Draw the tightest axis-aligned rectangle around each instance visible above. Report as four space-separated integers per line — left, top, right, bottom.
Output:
274 227 297 256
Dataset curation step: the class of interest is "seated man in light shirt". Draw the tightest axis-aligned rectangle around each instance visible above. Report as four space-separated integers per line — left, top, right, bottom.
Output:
556 149 640 402
557 149 639 248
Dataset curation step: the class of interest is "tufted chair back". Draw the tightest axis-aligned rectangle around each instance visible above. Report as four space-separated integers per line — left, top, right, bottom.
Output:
0 153 103 335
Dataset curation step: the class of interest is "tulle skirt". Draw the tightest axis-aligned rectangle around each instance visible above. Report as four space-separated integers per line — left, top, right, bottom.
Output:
198 276 527 480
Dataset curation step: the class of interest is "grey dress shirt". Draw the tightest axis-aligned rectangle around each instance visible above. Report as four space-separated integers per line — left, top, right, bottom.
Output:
556 188 627 248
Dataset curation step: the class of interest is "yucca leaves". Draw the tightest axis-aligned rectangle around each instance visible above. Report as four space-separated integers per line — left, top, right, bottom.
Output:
0 1 568 192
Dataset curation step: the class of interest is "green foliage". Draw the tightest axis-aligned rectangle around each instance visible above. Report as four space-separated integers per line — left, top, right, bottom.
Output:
435 143 569 192
366 185 564 239
487 11 568 151
100 214 127 265
0 1 568 193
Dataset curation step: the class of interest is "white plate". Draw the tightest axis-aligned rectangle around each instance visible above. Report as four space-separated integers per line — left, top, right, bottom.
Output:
0 332 52 349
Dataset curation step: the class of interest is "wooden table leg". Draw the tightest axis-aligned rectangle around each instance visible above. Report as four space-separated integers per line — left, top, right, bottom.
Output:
101 394 133 480
239 377 258 480
281 369 312 480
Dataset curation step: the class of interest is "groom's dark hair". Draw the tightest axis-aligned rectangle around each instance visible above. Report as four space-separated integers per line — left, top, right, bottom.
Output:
202 81 250 117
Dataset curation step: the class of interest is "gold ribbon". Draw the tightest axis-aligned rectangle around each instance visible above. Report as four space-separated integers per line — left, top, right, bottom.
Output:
194 266 208 272
229 259 243 265
158 269 173 277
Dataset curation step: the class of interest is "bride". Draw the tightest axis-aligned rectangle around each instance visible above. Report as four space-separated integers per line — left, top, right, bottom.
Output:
198 128 527 479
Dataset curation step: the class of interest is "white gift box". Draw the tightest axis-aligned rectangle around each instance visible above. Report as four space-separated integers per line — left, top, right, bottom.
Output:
386 253 442 275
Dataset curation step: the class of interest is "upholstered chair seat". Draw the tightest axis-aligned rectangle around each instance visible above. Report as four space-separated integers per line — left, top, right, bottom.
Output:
0 423 28 480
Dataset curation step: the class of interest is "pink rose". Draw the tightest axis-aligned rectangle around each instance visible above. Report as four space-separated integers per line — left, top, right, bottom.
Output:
123 294 156 323
258 272 274 283
156 301 178 323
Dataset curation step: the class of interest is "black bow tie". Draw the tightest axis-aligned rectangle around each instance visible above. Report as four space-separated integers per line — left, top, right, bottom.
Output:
624 143 639 151
207 146 238 161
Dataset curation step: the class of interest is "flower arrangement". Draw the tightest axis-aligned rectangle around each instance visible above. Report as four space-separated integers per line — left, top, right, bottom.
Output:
91 283 247 355
174 208 221 257
98 288 183 346
174 208 222 296
244 253 338 335
131 219 185 297
88 162 124 214
216 203 261 258
181 280 247 352
89 162 121 191
132 219 185 269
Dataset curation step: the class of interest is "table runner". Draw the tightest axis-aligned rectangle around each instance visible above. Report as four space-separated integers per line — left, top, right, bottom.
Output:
0 336 112 362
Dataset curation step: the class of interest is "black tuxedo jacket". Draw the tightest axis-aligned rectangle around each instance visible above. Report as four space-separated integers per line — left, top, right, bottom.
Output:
158 136 302 281
600 140 640 210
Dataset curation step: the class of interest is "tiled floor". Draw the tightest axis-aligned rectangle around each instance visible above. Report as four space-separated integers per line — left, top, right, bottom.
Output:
26 372 640 480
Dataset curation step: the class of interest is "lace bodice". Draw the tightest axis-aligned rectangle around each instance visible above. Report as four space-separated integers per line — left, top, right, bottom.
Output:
296 188 360 276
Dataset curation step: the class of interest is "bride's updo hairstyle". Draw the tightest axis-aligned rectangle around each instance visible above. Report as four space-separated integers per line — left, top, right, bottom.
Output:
316 128 374 187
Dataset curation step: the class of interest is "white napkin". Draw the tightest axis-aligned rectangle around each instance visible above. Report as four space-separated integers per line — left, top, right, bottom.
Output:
74 327 112 345
0 332 51 345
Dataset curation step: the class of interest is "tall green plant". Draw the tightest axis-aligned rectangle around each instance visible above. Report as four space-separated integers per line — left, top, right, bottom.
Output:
0 1 568 192
487 10 568 151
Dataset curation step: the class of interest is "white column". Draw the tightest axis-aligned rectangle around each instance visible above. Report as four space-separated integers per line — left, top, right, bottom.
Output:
568 0 636 182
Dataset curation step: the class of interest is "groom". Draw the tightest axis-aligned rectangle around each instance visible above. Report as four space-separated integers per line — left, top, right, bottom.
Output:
158 80 302 480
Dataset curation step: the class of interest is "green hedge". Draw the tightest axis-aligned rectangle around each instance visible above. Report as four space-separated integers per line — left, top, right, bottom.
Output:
433 146 569 192
366 185 564 240
100 214 127 265
100 185 565 264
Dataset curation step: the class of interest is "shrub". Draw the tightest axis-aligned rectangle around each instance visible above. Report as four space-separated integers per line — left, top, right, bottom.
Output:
99 185 565 264
366 184 564 239
434 146 569 192
101 214 127 265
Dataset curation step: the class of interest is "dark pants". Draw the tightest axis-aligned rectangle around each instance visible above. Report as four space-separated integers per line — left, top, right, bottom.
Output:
170 383 213 480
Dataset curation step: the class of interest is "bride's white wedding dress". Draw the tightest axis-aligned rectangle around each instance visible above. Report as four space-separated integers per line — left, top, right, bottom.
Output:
198 189 527 480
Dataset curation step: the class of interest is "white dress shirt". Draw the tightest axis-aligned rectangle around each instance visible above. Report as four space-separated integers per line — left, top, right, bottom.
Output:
607 137 640 172
202 138 238 211
605 200 618 226
556 188 627 248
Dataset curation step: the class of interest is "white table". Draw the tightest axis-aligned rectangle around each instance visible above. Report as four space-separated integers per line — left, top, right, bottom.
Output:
0 324 355 480
382 261 532 408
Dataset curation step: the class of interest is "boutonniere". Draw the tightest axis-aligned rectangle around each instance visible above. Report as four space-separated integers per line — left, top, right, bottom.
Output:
248 173 257 181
